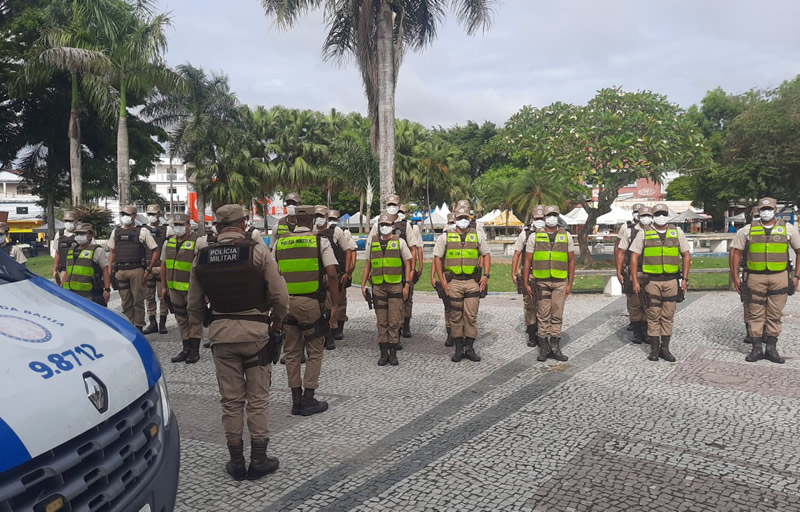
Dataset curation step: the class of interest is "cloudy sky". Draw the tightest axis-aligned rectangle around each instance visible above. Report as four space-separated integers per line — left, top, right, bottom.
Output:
156 0 800 128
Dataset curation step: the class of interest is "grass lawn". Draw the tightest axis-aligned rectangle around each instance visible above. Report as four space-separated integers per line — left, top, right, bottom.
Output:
26 255 54 278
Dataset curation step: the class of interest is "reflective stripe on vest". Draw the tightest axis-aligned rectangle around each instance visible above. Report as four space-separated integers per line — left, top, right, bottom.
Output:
444 230 479 275
276 234 320 295
165 236 197 292
642 227 680 274
371 238 403 285
64 246 98 292
747 222 788 273
531 230 569 280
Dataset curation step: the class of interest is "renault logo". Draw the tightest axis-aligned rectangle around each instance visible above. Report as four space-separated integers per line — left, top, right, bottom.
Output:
83 373 108 413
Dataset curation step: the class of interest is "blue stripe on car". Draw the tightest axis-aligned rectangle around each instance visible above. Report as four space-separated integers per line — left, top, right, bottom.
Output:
0 416 31 473
29 276 162 388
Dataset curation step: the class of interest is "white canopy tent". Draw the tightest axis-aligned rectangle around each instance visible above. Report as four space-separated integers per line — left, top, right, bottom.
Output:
477 209 502 224
564 206 632 226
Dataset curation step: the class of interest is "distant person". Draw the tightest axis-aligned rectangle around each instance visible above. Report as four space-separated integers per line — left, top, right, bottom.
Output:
0 222 27 266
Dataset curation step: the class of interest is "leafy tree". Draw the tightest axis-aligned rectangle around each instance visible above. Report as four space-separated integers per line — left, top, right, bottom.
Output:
665 175 695 201
436 120 499 180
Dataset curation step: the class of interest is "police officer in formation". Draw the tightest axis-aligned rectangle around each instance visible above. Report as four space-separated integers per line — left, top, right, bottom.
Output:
362 212 413 366
431 213 456 346
274 205 339 417
320 208 357 346
615 203 646 344
108 205 159 331
160 213 204 364
512 205 545 347
0 222 27 266
398 203 423 338
188 204 288 481
730 197 800 364
52 209 77 283
734 206 761 343
271 192 301 250
434 205 491 363
62 223 111 306
143 204 172 335
242 206 266 244
523 205 575 362
629 204 692 362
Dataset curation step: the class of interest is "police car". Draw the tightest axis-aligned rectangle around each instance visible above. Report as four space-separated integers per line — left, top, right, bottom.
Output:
0 251 179 511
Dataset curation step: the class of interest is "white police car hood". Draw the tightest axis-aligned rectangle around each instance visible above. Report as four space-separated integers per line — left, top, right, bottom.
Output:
0 276 162 473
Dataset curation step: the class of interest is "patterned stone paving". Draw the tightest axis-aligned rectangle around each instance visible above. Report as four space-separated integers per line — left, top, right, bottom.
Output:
107 286 800 511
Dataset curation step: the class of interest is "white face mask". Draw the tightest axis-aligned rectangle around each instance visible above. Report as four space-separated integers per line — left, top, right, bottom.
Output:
75 234 88 245
397 212 405 221
632 213 639 222
328 221 338 228
760 209 775 222
533 220 545 230
379 225 393 236
456 219 470 230
545 216 559 227
286 205 296 216
654 215 668 226
174 225 187 237
386 206 399 215
639 215 653 226
148 215 158 224
64 221 75 231
120 215 133 226
447 223 455 231
315 217 326 227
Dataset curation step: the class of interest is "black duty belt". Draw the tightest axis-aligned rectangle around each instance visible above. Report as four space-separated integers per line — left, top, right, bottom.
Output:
211 314 270 323
115 262 144 270
450 274 476 281
644 274 679 281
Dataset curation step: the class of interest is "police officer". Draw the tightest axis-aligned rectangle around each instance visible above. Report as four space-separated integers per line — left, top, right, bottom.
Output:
362 213 413 365
270 192 301 251
629 204 692 362
143 205 172 335
730 197 800 364
523 205 575 362
63 223 111 306
161 213 203 364
453 199 486 238
321 209 357 346
0 222 27 266
52 210 77 283
615 203 646 343
242 206 266 245
274 205 339 416
513 205 545 347
398 204 423 338
434 206 491 363
188 204 288 481
108 205 159 331
431 213 457 347
736 206 761 344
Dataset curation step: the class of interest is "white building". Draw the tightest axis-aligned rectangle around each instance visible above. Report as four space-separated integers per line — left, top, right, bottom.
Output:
0 170 46 242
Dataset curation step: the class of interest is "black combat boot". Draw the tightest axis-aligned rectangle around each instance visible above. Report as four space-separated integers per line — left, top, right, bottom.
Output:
396 342 403 350
764 336 785 364
526 325 538 348
225 440 247 481
388 344 399 366
537 336 550 362
463 337 481 362
247 438 279 480
627 323 634 331
743 323 752 343
325 328 336 350
300 389 328 416
451 338 464 362
444 327 454 347
647 336 660 361
159 315 168 334
659 335 676 362
745 337 764 362
334 321 345 341
203 341 211 348
632 322 645 344
142 316 158 334
549 337 569 361
185 338 200 364
402 318 412 338
291 387 302 415
378 343 390 366
170 340 189 363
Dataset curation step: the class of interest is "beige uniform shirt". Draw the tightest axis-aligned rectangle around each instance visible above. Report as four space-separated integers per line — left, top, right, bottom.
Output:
432 229 490 258
411 224 423 248
616 223 629 241
513 228 535 253
331 226 357 251
5 245 27 265
730 222 800 251
628 225 690 254
617 223 641 252
187 230 289 343
525 229 576 253
107 226 159 251
367 220 421 248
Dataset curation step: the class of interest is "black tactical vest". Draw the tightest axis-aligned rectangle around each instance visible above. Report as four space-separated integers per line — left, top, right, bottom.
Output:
521 228 533 257
393 221 408 244
114 227 146 267
146 224 168 263
195 238 269 313
57 229 76 271
321 228 347 270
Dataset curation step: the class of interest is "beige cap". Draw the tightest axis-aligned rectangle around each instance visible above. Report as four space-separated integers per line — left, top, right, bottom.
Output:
653 203 669 215
63 210 77 221
285 193 301 204
455 206 470 219
632 203 644 213
328 209 340 219
533 205 546 219
314 205 328 216
215 204 246 226
751 206 760 218
378 212 395 225
121 205 137 216
172 213 191 225
385 194 400 206
398 204 409 214
447 213 455 223
639 206 654 216
294 205 315 216
0 222 8 232
545 205 560 215
456 199 472 210
74 223 94 234
146 204 161 215
758 197 777 209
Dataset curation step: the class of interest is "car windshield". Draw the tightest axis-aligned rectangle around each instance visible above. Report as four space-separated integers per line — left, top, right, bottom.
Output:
0 250 33 285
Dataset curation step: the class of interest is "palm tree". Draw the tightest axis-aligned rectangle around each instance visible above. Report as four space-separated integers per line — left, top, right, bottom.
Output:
261 0 497 204
510 170 566 219
329 127 378 232
415 138 468 231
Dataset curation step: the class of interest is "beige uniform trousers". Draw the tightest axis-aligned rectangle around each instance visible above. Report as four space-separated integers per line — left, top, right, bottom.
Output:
373 283 404 344
324 282 349 323
626 272 645 322
285 295 324 389
523 287 537 326
447 278 481 339
145 267 168 318
116 267 146 327
403 281 415 319
212 340 270 443
168 289 203 340
746 271 790 338
643 278 679 337
536 279 568 337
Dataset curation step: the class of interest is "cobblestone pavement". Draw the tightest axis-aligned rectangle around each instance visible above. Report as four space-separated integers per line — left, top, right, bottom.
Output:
118 288 800 511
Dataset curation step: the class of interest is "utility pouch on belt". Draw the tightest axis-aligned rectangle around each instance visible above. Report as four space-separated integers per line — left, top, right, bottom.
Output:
480 284 488 299
444 271 453 283
266 329 285 365
434 282 447 301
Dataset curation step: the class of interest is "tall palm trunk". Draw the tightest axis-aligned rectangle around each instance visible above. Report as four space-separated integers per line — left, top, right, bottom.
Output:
358 193 364 233
196 191 206 230
376 0 395 204
426 177 434 232
117 79 130 207
68 73 82 206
